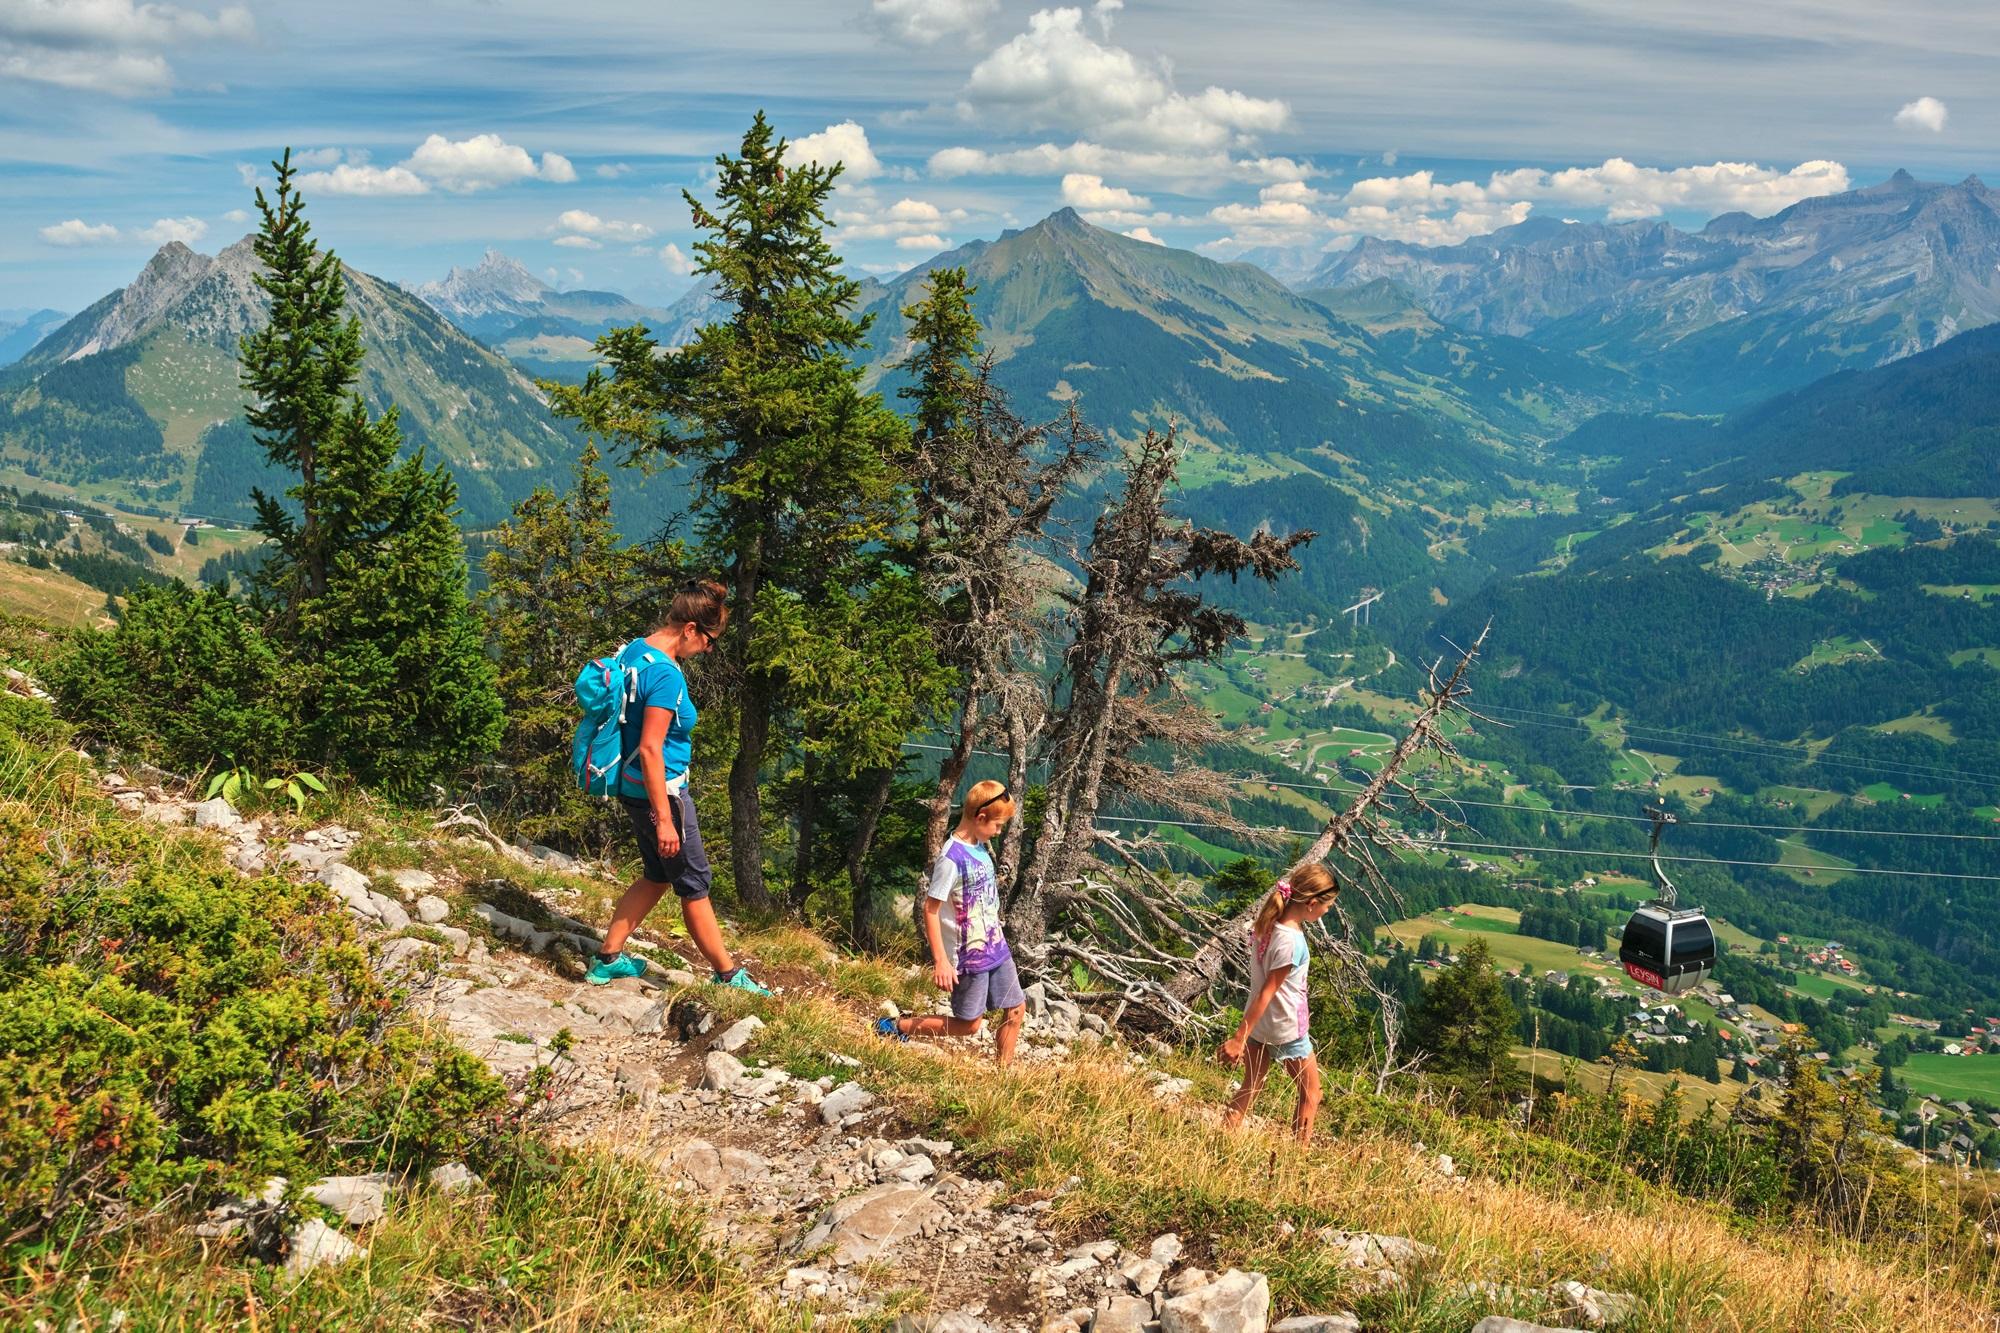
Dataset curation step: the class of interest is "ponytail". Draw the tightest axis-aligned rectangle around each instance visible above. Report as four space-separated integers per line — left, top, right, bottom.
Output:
662 578 728 638
1251 862 1339 949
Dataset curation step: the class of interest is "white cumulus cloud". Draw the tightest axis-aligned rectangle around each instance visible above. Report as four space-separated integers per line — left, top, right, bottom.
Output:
137 216 206 245
552 235 600 249
660 243 698 275
870 0 997 45
1123 226 1164 245
552 209 654 243
960 5 1287 155
1060 173 1149 211
402 134 575 193
1893 97 1949 133
895 233 948 251
0 0 253 97
298 163 430 197
39 218 121 246
832 192 967 241
783 121 882 180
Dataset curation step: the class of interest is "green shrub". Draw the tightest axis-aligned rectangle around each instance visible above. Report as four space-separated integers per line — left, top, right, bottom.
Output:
43 581 298 774
0 735 504 1261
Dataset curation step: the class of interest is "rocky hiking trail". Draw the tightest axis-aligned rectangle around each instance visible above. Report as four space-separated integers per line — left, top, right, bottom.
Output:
123 771 1660 1333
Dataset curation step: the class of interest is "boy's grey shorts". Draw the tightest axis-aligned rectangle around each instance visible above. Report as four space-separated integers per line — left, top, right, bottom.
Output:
950 955 1025 1020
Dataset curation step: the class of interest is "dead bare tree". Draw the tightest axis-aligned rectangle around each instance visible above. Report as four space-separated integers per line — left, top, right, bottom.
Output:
1157 625 1491 1015
1009 424 1313 966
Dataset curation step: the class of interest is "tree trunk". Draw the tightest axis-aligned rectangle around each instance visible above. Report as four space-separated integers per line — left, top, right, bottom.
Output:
846 765 896 950
789 753 820 912
729 673 773 913
925 689 980 865
1160 630 1487 1006
995 709 1031 894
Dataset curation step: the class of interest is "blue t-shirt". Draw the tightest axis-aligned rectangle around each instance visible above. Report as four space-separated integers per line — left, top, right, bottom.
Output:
617 639 696 794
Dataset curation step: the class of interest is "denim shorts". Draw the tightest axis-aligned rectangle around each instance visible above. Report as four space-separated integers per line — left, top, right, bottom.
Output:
620 790 711 901
949 955 1026 1020
1258 1035 1314 1063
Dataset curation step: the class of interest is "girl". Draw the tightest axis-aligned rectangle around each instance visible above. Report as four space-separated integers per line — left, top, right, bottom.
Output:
586 580 769 996
1218 864 1339 1142
875 780 1026 1066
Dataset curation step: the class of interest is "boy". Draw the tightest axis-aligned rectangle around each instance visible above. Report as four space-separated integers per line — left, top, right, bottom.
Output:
876 780 1025 1066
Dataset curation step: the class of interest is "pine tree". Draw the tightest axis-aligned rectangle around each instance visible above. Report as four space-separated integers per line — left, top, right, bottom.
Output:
239 150 502 790
549 114 905 913
1410 938 1524 1108
482 443 656 847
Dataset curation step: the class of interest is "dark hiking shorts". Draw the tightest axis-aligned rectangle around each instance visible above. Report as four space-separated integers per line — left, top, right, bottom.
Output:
621 789 712 901
949 954 1026 1020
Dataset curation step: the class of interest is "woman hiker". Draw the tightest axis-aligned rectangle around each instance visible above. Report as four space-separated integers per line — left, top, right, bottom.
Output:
586 580 770 995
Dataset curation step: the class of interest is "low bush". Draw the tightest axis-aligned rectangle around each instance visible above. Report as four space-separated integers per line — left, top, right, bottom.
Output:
0 698 503 1263
42 581 299 775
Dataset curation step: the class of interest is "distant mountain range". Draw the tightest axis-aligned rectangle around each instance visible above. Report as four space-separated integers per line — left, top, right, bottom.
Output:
1584 319 2000 507
836 208 1646 494
1306 171 2000 410
0 309 69 368
415 251 670 382
0 239 576 525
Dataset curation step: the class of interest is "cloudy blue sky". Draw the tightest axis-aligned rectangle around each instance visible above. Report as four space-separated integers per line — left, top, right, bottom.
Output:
2 0 1994 312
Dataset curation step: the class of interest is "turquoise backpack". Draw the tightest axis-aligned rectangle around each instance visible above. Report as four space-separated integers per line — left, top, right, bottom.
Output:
571 644 660 798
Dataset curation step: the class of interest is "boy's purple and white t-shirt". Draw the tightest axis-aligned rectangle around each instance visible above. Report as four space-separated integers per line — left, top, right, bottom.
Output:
927 835 1011 974
1247 921 1310 1047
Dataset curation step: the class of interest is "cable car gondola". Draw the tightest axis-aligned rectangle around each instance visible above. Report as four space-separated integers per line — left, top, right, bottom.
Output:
1618 806 1716 996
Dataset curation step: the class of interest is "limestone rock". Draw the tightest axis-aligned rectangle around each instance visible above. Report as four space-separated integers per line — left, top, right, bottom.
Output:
306 1173 391 1226
1548 1281 1637 1328
667 1139 725 1192
701 1051 746 1093
414 894 451 924
283 1217 366 1279
892 1314 996 1333
1322 1231 1437 1274
720 1147 770 1182
1150 1233 1185 1266
1471 1321 1565 1333
1093 1293 1155 1333
1272 1317 1361 1333
714 1014 765 1053
796 1183 946 1266
192 797 240 829
819 1080 875 1125
434 925 471 957
429 1162 482 1194
366 891 410 932
1159 1268 1269 1333
389 867 437 897
375 936 438 977
1119 1255 1167 1295
615 1064 662 1104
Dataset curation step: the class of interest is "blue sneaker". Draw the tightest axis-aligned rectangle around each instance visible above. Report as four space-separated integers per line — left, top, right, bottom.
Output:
586 952 647 986
713 966 772 997
875 1016 908 1042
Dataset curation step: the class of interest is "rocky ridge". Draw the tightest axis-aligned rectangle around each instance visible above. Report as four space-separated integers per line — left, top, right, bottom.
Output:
110 765 1644 1332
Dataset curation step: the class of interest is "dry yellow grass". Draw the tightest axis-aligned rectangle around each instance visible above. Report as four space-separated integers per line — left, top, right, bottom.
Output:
766 991 2000 1332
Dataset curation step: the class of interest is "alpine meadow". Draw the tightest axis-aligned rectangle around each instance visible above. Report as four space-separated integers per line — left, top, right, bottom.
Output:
3 4 2000 1331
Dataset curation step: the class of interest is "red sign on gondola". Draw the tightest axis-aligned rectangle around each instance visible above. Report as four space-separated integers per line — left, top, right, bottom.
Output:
1623 961 1667 991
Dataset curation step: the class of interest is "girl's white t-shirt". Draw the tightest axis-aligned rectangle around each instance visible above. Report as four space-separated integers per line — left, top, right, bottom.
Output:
1247 922 1310 1047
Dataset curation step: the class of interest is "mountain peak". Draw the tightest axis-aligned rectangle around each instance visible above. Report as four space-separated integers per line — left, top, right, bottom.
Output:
415 250 551 321
1038 206 1090 233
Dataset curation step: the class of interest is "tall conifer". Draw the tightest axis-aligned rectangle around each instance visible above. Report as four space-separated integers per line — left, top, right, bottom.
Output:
550 114 905 911
239 150 501 790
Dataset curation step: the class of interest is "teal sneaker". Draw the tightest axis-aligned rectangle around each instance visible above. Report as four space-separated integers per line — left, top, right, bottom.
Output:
714 966 772 997
586 952 647 986
874 1016 908 1042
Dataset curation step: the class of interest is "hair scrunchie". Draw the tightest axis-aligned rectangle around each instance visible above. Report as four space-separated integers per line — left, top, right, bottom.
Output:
1276 878 1293 901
